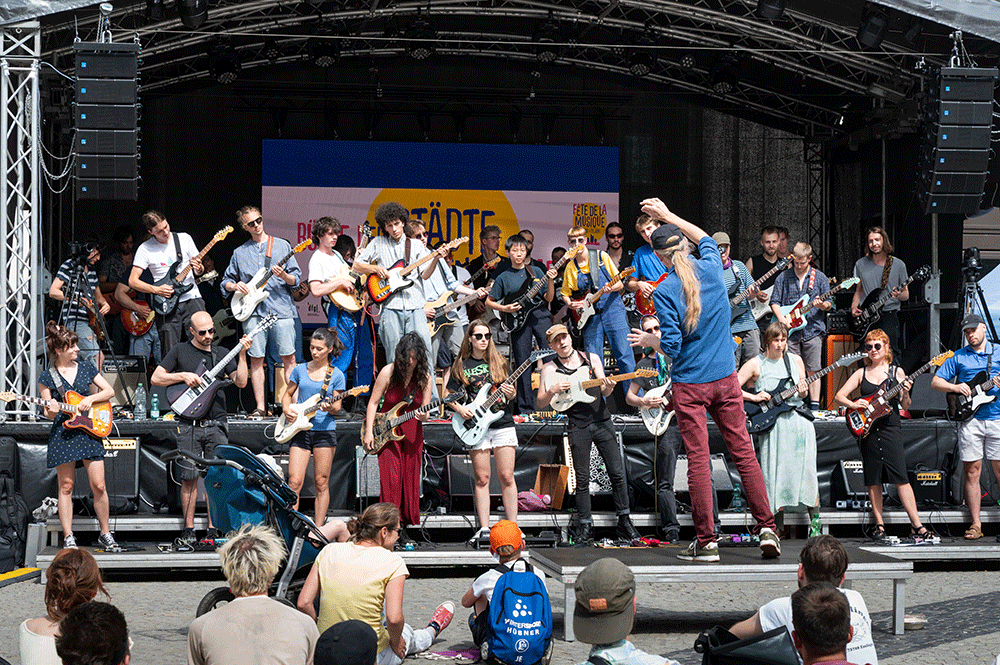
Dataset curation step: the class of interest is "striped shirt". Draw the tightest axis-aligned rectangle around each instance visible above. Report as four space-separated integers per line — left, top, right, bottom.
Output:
55 258 100 325
356 235 433 310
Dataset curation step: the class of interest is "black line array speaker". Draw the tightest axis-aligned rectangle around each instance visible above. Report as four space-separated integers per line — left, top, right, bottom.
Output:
101 356 146 407
447 454 502 497
74 437 140 500
920 66 998 215
73 42 140 201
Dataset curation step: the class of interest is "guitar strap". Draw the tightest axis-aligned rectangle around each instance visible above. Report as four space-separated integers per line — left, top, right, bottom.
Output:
405 237 412 265
263 235 273 271
319 365 334 399
782 353 815 420
48 366 68 400
879 256 893 291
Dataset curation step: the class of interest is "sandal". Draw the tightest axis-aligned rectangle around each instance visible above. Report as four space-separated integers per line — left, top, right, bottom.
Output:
910 525 931 539
870 524 888 544
965 524 984 540
248 408 267 419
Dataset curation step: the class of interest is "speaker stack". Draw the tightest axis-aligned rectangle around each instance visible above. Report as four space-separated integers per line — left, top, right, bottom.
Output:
920 66 998 215
73 42 140 200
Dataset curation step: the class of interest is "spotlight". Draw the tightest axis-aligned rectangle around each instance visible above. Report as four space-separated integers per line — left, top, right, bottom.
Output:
145 0 163 20
711 54 739 94
680 54 696 69
903 18 922 45
533 16 561 63
263 38 280 62
208 42 239 84
308 28 340 67
755 0 785 20
99 3 113 16
406 15 436 60
178 0 207 29
630 51 654 77
857 5 888 50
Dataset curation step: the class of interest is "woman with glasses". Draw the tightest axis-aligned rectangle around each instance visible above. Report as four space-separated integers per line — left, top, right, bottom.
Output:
834 328 929 542
446 320 519 542
297 502 454 665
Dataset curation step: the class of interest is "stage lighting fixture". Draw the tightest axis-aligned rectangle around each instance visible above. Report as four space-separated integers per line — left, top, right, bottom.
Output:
755 0 785 20
856 5 888 50
630 51 654 77
680 53 696 69
208 43 239 84
145 0 164 20
711 54 739 94
406 15 436 60
308 31 340 67
263 38 280 62
178 0 207 29
533 16 561 63
903 18 922 45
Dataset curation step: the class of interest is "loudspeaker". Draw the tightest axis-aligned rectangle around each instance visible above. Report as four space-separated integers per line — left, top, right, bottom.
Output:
907 373 948 413
825 335 859 409
832 460 868 506
76 78 138 105
674 454 734 508
447 454 502 497
77 129 138 155
102 356 146 407
75 155 138 179
356 446 381 499
564 437 624 495
73 437 140 500
908 468 948 505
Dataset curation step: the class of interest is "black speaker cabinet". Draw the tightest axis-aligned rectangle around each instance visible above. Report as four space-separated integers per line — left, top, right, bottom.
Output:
908 468 948 505
447 454 502 497
674 454 734 509
832 460 868 506
74 437 139 499
101 356 146 407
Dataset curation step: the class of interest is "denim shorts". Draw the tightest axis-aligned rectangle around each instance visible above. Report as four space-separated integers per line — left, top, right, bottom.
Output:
247 315 296 358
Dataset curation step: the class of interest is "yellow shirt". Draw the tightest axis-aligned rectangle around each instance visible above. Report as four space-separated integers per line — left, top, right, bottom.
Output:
561 249 620 299
315 542 409 653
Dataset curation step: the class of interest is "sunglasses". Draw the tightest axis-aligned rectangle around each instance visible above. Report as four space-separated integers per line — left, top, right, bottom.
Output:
865 342 883 351
195 327 216 336
243 217 263 228
607 233 624 239
643 325 660 333
472 332 492 341
569 237 588 245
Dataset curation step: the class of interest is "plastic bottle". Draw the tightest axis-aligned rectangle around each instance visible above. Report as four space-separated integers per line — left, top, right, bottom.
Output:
133 382 147 421
150 393 159 420
810 513 823 538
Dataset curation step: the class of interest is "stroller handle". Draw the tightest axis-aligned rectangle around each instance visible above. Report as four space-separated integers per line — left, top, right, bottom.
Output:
160 448 241 469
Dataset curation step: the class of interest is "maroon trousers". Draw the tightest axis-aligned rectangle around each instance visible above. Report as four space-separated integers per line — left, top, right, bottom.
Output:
377 432 423 527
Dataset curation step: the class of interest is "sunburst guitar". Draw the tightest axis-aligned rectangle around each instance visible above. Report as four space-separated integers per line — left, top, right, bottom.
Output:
0 390 112 439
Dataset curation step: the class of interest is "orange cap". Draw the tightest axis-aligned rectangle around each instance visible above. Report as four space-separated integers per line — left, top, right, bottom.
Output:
489 520 523 555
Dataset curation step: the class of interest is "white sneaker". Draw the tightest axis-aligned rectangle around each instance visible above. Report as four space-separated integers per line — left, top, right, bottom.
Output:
63 534 78 549
676 540 720 562
759 527 781 558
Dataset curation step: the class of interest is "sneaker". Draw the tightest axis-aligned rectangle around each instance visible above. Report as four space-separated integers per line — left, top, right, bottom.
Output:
759 527 781 558
63 534 78 549
616 515 642 542
204 527 222 541
97 532 119 550
427 601 455 637
467 527 489 547
677 539 720 562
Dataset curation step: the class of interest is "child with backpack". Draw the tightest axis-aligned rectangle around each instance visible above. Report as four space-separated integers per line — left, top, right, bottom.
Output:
461 520 552 665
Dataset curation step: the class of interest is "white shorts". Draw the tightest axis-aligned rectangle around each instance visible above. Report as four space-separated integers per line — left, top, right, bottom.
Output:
958 418 1000 462
467 426 519 451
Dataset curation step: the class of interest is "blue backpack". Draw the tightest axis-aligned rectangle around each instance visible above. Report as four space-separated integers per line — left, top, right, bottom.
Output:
486 562 552 665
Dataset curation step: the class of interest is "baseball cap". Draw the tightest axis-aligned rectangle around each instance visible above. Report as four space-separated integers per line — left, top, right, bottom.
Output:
650 223 683 251
961 313 985 331
489 519 523 555
711 231 731 246
315 620 378 665
546 324 569 344
573 558 636 645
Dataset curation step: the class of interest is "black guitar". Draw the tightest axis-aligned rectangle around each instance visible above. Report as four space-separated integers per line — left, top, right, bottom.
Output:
946 370 1000 421
499 246 581 334
729 257 791 324
848 264 929 339
150 226 233 316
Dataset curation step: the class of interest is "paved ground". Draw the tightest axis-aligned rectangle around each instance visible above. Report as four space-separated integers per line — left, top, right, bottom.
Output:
2 552 999 665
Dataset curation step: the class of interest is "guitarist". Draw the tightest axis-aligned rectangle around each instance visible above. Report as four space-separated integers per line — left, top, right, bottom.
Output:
151 310 251 546
128 210 206 355
307 217 360 378
930 313 1000 540
770 242 833 412
624 213 665 309
49 242 111 368
222 205 302 418
560 225 635 394
850 226 909 356
713 231 761 368
745 226 783 335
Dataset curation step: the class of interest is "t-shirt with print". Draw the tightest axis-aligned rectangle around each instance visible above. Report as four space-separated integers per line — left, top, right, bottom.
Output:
489 265 547 306
633 354 671 394
132 232 202 303
447 357 514 429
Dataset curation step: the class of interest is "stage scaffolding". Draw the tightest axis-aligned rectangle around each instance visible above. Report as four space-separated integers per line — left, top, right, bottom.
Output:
1 22 42 420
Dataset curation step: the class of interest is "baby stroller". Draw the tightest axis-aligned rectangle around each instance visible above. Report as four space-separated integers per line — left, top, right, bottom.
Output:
160 444 329 616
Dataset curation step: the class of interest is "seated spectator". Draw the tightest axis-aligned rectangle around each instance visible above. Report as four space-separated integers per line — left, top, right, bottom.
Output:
315 620 379 665
187 524 319 665
730 535 877 665
791 583 856 665
461 519 545 646
573 558 680 665
297 502 454 665
55 601 129 665
20 549 110 665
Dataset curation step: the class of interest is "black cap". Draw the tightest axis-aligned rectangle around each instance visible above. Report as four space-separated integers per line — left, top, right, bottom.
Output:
961 313 986 331
650 223 683 251
315 620 378 665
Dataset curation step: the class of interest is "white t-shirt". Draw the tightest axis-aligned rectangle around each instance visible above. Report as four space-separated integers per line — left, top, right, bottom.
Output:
758 588 877 665
132 232 201 303
454 264 471 328
471 558 546 604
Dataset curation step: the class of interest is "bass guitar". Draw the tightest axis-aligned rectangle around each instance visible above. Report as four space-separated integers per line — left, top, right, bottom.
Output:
0 390 112 439
550 367 657 412
274 385 369 444
744 352 866 434
640 384 673 436
150 226 234 316
567 267 635 335
772 277 859 333
451 350 554 447
844 351 953 438
729 257 792 324
366 237 468 303
167 314 278 419
367 393 460 455
499 246 582 334
848 264 930 339
212 307 238 340
231 240 311 321
946 371 1000 421
122 270 217 336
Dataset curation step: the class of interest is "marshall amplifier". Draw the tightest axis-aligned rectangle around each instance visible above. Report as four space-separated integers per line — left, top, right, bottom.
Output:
909 468 948 505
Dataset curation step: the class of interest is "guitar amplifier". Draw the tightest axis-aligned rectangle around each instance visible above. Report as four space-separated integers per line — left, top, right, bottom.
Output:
908 468 948 505
832 460 868 507
674 454 734 509
101 356 147 407
448 454 502 496
356 446 381 499
74 437 139 500
826 309 852 335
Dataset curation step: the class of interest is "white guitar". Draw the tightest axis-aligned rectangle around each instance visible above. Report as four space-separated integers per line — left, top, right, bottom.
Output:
274 384 369 444
640 384 674 436
231 240 311 321
549 368 657 412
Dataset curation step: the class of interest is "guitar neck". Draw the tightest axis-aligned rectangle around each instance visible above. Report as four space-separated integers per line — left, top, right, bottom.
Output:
734 261 788 305
587 271 629 305
867 275 916 315
441 291 482 315
467 260 497 285
14 393 75 413
304 390 348 416
177 235 225 282
797 282 847 318
201 321 272 383
391 399 441 426
778 360 844 401
254 246 298 289
484 357 538 410
880 360 935 403
522 253 572 302
399 241 464 278
580 370 642 390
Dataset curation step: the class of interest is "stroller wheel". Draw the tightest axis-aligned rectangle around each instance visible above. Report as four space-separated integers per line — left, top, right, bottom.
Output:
196 586 236 617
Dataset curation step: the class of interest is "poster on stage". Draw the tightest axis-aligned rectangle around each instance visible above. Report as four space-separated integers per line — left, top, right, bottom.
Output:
261 139 620 324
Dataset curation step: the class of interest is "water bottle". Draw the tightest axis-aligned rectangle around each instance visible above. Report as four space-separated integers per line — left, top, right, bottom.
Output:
730 482 744 510
150 393 159 420
133 382 147 421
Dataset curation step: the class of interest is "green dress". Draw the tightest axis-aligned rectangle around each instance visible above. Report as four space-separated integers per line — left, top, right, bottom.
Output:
755 353 819 513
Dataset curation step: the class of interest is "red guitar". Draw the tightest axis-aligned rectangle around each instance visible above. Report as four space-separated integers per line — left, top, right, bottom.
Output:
121 270 217 336
634 274 668 317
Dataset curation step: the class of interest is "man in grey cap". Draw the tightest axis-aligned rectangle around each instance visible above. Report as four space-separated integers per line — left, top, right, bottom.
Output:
572 557 680 665
713 231 761 368
931 311 1000 539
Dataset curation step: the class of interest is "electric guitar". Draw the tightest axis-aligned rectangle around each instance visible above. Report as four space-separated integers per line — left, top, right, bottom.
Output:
367 393 460 455
167 314 278 419
634 274 666 317
122 270 217 336
150 226 234 316
328 223 374 313
567 267 635 335
729 257 792 324
427 288 490 337
365 237 468 303
640 383 674 436
0 390 112 439
499 246 582 334
844 351 953 438
744 352 866 434
70 295 106 343
230 240 310 321
549 367 657 412
274 385 369 444
771 277 859 333
451 350 554 447
212 308 238 340
848 264 930 339
946 371 1000 421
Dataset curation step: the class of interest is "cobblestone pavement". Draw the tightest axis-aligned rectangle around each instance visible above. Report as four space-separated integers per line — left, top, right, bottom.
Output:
3 559 999 664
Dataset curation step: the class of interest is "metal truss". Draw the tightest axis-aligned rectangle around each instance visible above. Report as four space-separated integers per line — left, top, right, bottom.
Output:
1 22 42 420
803 137 828 270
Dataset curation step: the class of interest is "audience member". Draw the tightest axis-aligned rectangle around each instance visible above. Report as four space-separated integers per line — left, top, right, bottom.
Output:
187 524 318 665
314 620 379 665
55 601 129 665
791 583 856 665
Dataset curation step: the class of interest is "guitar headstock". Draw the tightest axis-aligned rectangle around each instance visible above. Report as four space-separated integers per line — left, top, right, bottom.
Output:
485 256 501 270
529 349 556 363
776 257 792 271
445 236 470 251
839 276 859 290
348 385 370 396
618 267 636 280
293 240 311 253
837 352 866 367
215 226 234 242
634 369 658 378
254 313 279 334
0 392 15 403
931 351 954 367
197 270 218 283
913 265 931 281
